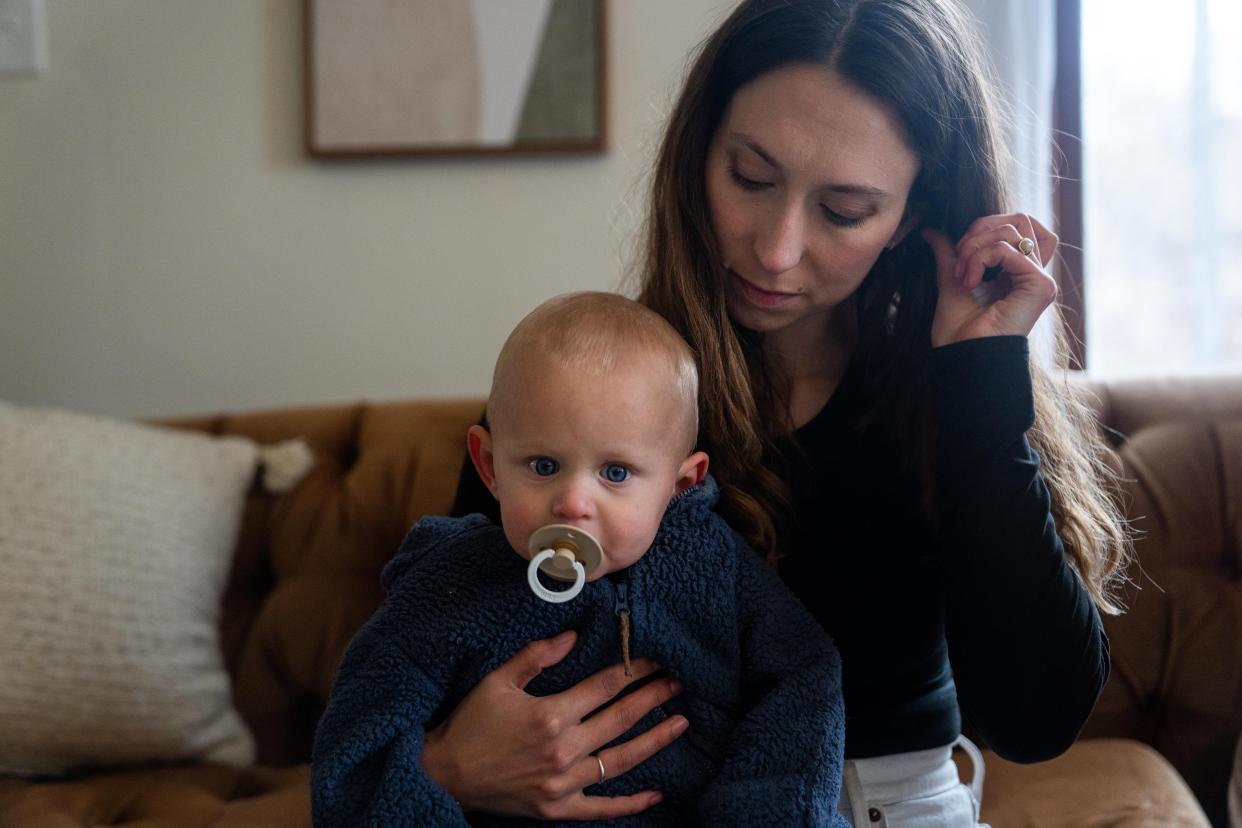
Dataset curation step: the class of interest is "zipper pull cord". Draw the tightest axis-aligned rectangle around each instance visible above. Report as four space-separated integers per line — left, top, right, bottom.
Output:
615 581 632 677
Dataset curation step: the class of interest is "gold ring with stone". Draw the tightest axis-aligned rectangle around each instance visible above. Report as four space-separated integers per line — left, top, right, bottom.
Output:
596 755 606 783
1016 237 1035 257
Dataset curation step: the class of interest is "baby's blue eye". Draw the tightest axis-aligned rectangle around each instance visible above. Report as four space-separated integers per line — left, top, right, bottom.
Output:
529 457 559 476
601 464 630 483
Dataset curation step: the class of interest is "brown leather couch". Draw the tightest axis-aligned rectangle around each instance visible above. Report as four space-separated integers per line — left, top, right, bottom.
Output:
2 376 1238 827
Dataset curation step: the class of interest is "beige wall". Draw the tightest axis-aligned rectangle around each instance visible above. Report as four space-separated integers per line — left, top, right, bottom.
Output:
0 0 733 417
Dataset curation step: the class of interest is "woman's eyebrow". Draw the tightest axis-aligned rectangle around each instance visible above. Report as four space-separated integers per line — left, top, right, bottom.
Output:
731 132 783 170
729 131 890 198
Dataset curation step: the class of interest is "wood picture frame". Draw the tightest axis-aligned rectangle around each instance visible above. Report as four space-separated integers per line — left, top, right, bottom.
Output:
305 0 607 158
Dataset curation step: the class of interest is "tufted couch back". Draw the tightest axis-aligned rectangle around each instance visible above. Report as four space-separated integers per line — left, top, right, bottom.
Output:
177 376 1242 821
1075 376 1242 825
173 399 486 767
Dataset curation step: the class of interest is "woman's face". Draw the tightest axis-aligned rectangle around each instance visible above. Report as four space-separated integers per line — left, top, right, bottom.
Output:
705 63 922 342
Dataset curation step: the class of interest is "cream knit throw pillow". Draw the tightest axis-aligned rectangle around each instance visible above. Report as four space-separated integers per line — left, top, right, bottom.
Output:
0 401 257 775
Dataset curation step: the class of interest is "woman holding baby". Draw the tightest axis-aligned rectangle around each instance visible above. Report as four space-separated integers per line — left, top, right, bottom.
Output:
429 0 1129 824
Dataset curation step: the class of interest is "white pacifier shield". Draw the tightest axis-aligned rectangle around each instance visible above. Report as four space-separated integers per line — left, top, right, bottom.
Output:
525 524 604 604
527 524 603 582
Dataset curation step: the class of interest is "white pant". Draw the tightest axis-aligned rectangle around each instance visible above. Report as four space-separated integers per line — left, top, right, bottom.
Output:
837 736 989 827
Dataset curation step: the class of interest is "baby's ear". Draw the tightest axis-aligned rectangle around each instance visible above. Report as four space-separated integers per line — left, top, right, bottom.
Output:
467 425 500 498
674 451 709 495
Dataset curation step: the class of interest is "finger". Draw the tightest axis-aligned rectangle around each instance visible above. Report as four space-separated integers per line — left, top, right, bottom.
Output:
555 657 662 721
961 240 1042 290
539 711 688 805
1014 215 1039 265
964 212 1058 267
1019 213 1058 266
499 631 578 691
549 791 666 821
591 714 690 784
955 224 1023 277
530 753 602 802
960 212 1033 241
920 227 959 285
578 675 685 750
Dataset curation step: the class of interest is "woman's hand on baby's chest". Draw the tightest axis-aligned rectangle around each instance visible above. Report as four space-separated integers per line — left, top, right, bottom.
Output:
421 630 688 820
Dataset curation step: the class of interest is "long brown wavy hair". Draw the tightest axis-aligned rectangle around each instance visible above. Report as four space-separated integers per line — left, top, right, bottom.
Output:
636 0 1130 614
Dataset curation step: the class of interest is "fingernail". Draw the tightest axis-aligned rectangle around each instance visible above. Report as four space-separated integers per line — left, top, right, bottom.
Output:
669 679 684 694
553 630 575 645
650 792 665 804
671 717 689 735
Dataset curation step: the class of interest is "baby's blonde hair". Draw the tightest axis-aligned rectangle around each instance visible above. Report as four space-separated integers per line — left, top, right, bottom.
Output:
488 292 700 453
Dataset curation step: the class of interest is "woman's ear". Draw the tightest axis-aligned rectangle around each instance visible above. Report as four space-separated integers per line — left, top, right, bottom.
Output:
674 451 710 495
467 425 500 499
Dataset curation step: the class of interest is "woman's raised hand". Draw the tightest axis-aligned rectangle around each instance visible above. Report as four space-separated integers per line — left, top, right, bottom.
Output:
921 213 1059 347
421 630 688 820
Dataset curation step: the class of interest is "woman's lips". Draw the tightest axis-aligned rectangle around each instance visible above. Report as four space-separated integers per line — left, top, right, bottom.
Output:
730 270 800 309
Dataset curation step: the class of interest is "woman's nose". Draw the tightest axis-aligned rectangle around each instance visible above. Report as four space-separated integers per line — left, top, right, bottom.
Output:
754 201 805 275
551 480 592 521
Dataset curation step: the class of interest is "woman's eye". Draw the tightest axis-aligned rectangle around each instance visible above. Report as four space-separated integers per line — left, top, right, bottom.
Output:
601 464 631 484
821 205 865 228
729 166 770 192
529 457 559 476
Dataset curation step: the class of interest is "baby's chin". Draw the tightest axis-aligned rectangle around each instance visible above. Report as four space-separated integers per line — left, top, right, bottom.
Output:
584 564 617 583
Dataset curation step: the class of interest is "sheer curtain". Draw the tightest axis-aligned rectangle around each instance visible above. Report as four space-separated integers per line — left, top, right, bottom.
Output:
962 0 1059 365
962 0 1056 229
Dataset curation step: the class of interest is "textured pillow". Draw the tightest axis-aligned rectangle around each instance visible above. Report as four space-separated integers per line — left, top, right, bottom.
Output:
0 401 258 775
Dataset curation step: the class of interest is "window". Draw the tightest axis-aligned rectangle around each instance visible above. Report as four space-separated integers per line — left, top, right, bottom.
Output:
1077 0 1242 376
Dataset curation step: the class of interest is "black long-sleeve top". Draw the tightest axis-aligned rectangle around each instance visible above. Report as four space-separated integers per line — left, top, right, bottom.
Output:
450 335 1109 764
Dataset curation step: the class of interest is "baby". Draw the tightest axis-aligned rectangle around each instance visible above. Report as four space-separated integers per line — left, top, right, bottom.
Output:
312 292 847 827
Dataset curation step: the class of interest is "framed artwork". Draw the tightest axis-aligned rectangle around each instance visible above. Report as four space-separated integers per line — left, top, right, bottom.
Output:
305 0 606 157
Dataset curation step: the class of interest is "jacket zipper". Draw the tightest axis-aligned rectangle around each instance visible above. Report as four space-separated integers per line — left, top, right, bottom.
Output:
614 580 632 676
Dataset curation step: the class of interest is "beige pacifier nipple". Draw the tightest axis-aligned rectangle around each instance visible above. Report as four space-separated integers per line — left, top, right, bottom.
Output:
526 524 603 604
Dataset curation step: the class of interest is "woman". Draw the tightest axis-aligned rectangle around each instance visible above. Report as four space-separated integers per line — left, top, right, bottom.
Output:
429 0 1129 824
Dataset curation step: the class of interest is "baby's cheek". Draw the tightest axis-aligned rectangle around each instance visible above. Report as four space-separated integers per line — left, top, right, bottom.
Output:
627 509 666 562
497 504 535 560
502 525 530 561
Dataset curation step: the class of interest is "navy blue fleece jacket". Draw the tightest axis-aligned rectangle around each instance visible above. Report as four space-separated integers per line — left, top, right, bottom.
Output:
311 477 847 827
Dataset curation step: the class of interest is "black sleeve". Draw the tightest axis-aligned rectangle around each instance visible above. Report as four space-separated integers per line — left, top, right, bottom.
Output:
930 336 1110 764
448 411 500 523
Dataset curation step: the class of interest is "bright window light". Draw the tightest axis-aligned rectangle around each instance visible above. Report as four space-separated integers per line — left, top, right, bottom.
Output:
1083 0 1242 376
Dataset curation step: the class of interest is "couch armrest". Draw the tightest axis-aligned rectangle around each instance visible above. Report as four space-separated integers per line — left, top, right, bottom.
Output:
970 738 1209 827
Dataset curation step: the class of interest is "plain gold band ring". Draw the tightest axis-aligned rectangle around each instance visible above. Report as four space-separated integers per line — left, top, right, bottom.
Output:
1016 236 1035 257
596 755 606 783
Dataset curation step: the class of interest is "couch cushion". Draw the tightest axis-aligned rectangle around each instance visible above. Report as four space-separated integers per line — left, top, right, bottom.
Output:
1077 376 1242 448
0 402 258 775
171 399 486 764
977 738 1209 826
1082 419 1242 825
0 763 310 827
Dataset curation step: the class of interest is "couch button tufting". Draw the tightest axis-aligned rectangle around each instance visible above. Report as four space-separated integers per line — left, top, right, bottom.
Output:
869 806 882 822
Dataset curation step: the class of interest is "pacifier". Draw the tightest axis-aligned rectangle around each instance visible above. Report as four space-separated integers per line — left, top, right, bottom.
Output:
526 524 603 604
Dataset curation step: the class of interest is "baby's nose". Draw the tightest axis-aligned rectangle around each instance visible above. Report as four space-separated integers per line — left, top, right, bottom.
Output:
551 482 592 521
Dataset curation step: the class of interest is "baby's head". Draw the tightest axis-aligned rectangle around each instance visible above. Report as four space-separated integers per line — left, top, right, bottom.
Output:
468 292 709 578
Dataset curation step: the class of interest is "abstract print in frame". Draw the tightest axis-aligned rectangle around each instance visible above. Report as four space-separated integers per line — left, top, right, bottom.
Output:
306 0 606 157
